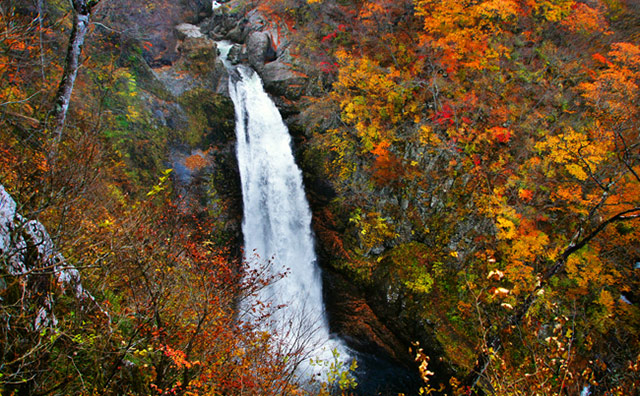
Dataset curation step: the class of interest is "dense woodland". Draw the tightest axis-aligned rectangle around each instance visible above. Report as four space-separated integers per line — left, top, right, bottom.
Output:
1 0 639 395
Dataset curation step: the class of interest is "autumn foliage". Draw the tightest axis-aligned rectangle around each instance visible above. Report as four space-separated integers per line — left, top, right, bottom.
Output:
0 1 319 394
2 0 640 394
269 0 640 393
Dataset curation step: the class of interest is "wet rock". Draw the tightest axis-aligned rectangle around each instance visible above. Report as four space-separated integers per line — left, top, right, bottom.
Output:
201 1 247 40
261 56 306 99
198 3 301 99
175 23 204 39
323 269 423 395
226 22 249 43
246 31 271 70
324 270 408 361
227 43 245 65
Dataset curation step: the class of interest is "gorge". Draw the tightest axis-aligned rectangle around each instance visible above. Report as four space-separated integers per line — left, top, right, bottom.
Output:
1 0 639 394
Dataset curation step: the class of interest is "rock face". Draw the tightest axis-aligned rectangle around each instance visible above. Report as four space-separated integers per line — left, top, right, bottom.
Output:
199 3 305 100
324 270 409 358
246 31 272 69
97 0 213 67
89 0 244 253
323 270 429 395
0 184 95 329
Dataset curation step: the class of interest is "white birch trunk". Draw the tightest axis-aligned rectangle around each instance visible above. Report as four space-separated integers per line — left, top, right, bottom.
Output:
51 0 95 149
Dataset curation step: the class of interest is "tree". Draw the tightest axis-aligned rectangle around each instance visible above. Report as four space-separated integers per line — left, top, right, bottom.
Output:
51 0 101 152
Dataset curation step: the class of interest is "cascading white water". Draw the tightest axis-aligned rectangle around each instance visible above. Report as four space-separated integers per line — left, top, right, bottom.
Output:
217 41 348 379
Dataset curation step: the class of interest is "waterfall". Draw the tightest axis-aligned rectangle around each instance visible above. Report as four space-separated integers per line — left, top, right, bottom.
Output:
217 41 348 379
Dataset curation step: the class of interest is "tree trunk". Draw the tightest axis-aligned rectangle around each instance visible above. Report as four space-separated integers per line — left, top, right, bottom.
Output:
50 0 95 153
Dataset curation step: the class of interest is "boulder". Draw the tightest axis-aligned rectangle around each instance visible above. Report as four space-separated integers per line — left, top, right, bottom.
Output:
179 35 217 53
98 0 212 67
200 2 247 40
175 23 204 39
246 31 272 70
226 21 249 43
227 43 245 65
261 57 306 99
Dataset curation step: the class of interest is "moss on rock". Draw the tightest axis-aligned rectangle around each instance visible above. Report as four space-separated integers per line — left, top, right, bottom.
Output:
177 88 235 147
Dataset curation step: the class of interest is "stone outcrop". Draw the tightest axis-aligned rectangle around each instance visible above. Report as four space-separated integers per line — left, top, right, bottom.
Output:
175 23 205 39
0 184 97 329
199 2 305 101
98 0 213 67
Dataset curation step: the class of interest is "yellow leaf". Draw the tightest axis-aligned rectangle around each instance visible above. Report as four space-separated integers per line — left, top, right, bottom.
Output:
496 216 516 240
565 163 588 180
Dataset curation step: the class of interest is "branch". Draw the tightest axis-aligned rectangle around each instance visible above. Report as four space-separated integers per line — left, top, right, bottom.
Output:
558 207 640 267
0 91 42 107
4 111 41 128
464 206 640 390
92 22 123 34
